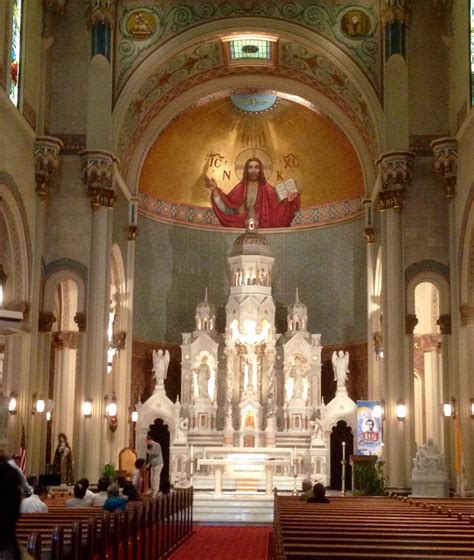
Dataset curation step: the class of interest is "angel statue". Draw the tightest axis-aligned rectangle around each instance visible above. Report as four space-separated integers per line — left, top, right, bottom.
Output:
332 350 349 388
152 348 170 389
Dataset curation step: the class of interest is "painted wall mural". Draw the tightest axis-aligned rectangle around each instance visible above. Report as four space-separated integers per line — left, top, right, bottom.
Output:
115 0 381 95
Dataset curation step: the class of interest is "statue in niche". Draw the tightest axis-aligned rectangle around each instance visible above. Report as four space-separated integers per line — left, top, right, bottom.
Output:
289 355 309 400
413 438 447 474
242 350 257 394
310 419 323 441
266 372 276 418
332 350 349 388
53 432 74 485
152 349 170 388
205 157 300 228
194 355 211 399
175 417 189 444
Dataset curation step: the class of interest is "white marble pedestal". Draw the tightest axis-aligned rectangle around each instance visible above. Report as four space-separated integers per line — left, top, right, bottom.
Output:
411 475 449 497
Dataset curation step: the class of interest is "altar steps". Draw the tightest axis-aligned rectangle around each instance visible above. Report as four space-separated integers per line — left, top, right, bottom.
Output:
193 492 274 524
235 478 259 494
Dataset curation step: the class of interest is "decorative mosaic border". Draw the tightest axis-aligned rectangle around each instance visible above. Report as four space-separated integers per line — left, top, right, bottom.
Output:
139 192 364 230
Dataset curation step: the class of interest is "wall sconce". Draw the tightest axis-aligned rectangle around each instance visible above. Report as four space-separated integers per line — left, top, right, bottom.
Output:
45 399 54 422
373 401 384 419
396 400 407 420
470 398 474 418
0 264 7 308
32 394 45 414
131 410 138 423
105 394 118 432
443 397 456 419
46 411 52 422
82 398 92 418
8 393 17 414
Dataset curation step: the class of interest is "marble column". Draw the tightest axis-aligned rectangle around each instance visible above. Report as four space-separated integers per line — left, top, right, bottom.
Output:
29 136 63 472
79 150 117 479
459 305 474 485
378 151 414 491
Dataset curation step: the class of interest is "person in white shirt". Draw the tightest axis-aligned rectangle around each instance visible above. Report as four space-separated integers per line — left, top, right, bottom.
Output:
20 486 48 513
91 477 110 507
66 484 89 508
78 477 95 505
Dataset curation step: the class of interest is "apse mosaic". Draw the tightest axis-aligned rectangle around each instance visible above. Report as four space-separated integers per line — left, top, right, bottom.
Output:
139 94 364 229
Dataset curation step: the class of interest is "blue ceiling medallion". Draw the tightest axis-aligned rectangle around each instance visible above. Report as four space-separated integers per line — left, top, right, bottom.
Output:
230 93 278 113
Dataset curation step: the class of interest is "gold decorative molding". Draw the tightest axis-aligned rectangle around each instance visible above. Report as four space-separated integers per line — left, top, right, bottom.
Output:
112 330 126 350
34 136 64 199
460 304 474 327
88 187 116 211
5 299 31 324
38 311 56 332
430 137 457 199
378 189 405 212
436 313 451 335
74 312 87 332
405 313 418 335
53 330 79 349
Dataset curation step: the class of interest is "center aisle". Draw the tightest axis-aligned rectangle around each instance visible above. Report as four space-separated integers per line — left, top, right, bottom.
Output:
168 526 272 560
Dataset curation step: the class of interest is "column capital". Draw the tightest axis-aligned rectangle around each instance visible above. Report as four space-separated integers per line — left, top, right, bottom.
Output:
38 311 56 332
87 0 114 26
436 313 452 335
112 330 126 350
382 1 411 25
74 311 87 332
460 304 474 327
377 151 415 212
405 313 418 335
79 150 118 211
34 136 64 200
128 224 139 241
430 137 458 199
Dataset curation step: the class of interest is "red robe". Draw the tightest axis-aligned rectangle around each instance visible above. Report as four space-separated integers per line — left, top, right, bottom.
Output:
211 181 300 228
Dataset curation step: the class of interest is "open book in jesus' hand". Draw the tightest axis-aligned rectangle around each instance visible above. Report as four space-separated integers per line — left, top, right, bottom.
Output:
275 178 299 202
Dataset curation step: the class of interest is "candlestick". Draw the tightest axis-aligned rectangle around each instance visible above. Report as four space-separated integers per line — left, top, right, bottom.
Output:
190 444 194 460
342 441 346 461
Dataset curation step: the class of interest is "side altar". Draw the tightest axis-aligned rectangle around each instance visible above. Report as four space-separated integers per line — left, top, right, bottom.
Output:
136 215 356 493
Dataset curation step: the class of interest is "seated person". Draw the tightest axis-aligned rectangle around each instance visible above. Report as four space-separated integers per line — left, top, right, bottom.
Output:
91 477 110 507
66 484 89 508
78 477 95 505
122 482 140 502
20 485 48 513
0 457 28 558
26 474 39 491
300 478 313 501
103 484 128 512
307 483 330 504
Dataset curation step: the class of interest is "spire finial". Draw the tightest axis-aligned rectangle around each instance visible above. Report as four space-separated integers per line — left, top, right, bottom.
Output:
295 287 300 303
204 287 208 302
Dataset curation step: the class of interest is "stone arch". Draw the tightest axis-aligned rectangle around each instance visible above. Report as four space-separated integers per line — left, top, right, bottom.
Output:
113 21 383 196
406 268 450 318
43 267 87 316
0 174 32 304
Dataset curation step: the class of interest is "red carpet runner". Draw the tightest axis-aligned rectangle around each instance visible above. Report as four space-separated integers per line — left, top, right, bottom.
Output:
168 526 272 560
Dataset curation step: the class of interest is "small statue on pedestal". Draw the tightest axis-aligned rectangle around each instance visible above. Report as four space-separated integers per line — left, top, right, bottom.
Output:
152 349 170 389
332 350 349 388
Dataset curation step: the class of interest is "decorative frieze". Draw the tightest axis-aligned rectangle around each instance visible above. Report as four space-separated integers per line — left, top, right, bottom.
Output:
405 313 418 335
79 150 118 211
430 137 457 199
89 0 114 26
74 312 87 332
34 136 64 199
377 151 415 212
38 311 56 332
436 314 451 335
382 1 411 25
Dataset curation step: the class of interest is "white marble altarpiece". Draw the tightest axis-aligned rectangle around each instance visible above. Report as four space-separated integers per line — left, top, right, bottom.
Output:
137 218 357 493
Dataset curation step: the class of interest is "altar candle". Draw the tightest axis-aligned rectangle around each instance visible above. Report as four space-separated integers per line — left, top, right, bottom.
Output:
342 441 346 462
190 445 194 460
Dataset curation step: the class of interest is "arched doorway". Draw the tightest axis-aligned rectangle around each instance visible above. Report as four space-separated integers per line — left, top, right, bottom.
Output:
148 418 170 487
330 420 353 490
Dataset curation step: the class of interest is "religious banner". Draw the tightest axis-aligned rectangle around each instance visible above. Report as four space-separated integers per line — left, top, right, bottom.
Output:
356 400 383 457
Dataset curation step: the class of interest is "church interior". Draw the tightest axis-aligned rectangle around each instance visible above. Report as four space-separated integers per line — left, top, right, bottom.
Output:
2 0 474 557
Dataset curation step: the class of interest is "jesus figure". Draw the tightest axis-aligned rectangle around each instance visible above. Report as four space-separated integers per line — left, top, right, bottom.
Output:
205 157 300 228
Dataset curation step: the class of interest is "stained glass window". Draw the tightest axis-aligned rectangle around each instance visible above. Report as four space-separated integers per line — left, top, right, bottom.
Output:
471 1 474 104
229 39 271 61
9 0 23 106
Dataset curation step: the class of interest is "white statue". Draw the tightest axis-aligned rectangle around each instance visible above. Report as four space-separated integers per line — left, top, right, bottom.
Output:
413 438 447 474
175 417 189 444
289 355 308 400
310 418 322 441
152 349 170 387
332 350 349 388
194 355 211 399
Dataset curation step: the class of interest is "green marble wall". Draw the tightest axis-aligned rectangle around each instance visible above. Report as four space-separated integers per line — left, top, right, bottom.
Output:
134 217 367 345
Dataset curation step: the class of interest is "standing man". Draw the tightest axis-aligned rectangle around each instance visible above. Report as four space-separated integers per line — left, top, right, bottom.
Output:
146 435 164 497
